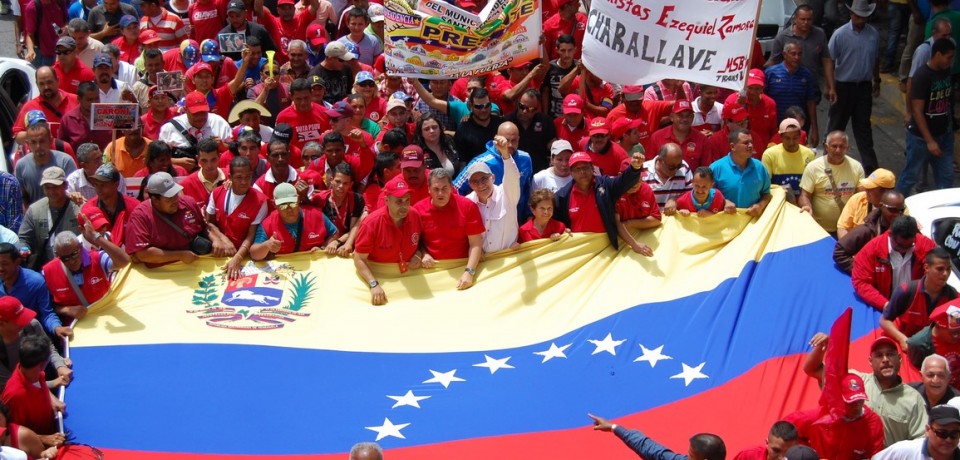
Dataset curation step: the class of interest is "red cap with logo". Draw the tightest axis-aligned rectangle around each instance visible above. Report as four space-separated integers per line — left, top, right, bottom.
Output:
185 91 209 114
383 177 412 198
588 118 610 136
562 94 583 115
306 23 327 48
840 373 868 403
400 145 424 169
722 103 749 122
747 68 765 87
672 99 693 113
568 151 593 168
0 296 36 328
611 118 643 140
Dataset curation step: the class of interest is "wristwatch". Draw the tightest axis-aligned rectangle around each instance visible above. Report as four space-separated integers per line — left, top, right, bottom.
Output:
464 267 476 276
368 280 379 289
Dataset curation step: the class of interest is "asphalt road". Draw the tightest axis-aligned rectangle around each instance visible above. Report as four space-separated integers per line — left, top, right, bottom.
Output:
0 13 946 186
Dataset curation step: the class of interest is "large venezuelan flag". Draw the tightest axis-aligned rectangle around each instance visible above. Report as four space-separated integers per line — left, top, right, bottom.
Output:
66 188 883 459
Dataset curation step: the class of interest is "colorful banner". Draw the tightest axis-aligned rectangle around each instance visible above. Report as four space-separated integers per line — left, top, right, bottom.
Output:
382 0 541 79
63 188 889 458
582 0 761 90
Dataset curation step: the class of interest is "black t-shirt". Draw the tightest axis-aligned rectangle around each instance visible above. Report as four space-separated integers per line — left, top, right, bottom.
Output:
909 63 953 137
309 65 353 104
87 3 139 41
505 112 557 173
454 115 501 164
541 59 577 119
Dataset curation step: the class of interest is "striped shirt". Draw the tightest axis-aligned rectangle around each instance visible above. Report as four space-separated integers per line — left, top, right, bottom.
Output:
140 8 187 51
764 64 817 121
640 158 692 209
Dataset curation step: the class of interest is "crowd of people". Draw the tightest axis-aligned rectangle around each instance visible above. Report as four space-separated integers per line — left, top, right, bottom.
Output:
0 0 957 457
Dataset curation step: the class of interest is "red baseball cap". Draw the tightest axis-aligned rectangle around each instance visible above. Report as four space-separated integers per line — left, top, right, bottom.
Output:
931 300 960 330
840 373 868 403
81 208 110 231
747 68 765 87
277 0 295 5
139 29 161 45
400 145 424 168
562 94 583 115
588 118 609 136
0 296 36 328
722 103 748 122
383 177 412 198
611 117 643 140
672 99 693 113
568 151 592 168
185 91 209 114
869 336 899 353
306 23 327 48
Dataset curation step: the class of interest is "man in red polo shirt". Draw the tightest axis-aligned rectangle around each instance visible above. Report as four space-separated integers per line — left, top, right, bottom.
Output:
313 101 375 182
13 67 77 143
723 69 778 151
413 168 484 290
606 85 673 155
543 0 586 60
187 50 251 120
51 37 94 95
580 118 628 176
43 222 129 321
354 177 424 305
1 334 64 436
648 99 711 170
124 171 207 266
554 93 589 146
614 161 661 256
276 78 332 166
206 156 268 279
374 145 430 211
254 139 313 210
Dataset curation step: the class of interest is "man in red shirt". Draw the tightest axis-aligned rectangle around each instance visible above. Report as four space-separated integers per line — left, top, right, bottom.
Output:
554 94 589 146
80 162 141 249
853 215 936 311
374 146 429 211
614 161 661 256
124 171 207 266
276 78 332 165
206 156 268 279
13 67 77 144
255 139 313 210
353 177 424 306
249 183 337 260
731 422 799 460
412 168 484 290
705 103 763 162
51 37 94 95
606 85 673 155
580 118 628 176
315 101 375 182
1 334 64 436
179 138 225 206
257 0 315 63
723 69 778 151
141 86 177 141
649 99 711 169
543 0 586 60
187 0 222 44
138 0 187 51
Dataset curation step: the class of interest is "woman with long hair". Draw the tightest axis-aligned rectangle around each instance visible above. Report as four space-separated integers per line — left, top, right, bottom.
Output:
414 113 460 176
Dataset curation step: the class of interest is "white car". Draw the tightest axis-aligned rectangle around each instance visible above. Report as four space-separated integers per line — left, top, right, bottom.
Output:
0 57 38 173
758 0 799 59
904 188 960 289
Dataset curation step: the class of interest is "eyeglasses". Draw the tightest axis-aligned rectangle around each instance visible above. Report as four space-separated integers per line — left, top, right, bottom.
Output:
277 202 299 211
303 154 321 161
881 204 906 213
59 248 82 262
933 428 960 440
517 103 537 113
473 103 490 110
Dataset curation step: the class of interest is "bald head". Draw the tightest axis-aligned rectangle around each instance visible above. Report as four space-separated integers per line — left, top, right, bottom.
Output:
36 66 61 101
658 142 683 160
496 121 520 153
35 66 56 81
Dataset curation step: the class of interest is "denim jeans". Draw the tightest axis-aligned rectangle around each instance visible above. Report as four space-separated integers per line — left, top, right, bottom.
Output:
897 130 956 195
885 3 912 65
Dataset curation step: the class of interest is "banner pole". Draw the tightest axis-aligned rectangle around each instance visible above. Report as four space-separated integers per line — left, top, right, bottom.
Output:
746 0 764 70
57 318 77 434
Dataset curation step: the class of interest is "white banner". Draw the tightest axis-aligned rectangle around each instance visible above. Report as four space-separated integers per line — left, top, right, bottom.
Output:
581 0 761 91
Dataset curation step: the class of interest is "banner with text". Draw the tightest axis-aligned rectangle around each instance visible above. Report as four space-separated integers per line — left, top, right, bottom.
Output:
383 0 541 79
582 0 761 91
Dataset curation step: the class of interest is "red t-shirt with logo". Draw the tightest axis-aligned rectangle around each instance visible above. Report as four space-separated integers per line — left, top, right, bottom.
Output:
412 194 485 260
354 205 422 264
615 183 661 221
518 218 566 243
276 103 332 157
568 184 604 233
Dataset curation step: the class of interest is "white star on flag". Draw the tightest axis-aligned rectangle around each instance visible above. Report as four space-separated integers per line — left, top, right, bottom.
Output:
670 362 709 386
422 369 466 388
473 355 515 374
634 344 673 368
588 333 626 356
387 390 430 409
365 417 411 441
534 343 571 363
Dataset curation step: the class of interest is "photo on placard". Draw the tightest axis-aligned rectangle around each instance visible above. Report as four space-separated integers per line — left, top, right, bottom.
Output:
219 33 246 53
156 71 183 92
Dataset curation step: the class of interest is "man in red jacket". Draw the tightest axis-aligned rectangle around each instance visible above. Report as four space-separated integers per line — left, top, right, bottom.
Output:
43 221 129 321
853 215 936 311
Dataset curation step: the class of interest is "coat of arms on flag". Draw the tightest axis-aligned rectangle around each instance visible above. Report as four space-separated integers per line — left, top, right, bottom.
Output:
187 261 315 330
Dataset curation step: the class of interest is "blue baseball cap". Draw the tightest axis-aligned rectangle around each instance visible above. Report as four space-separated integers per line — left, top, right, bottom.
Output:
391 90 413 102
355 71 375 84
24 110 46 127
200 39 221 63
181 43 200 68
93 53 113 68
119 14 138 28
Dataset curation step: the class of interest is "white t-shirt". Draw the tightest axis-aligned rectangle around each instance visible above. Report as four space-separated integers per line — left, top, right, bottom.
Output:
158 113 234 149
871 437 930 460
531 168 572 194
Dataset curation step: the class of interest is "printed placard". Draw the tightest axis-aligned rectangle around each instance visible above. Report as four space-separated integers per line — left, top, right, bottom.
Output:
90 103 139 131
156 71 183 92
219 33 246 53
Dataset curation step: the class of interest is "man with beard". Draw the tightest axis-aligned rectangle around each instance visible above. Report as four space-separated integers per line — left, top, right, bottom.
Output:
13 67 77 143
805 334 928 446
92 53 136 104
57 81 112 150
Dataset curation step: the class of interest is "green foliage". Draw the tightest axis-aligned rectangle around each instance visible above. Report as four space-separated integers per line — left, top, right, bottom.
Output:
192 274 220 309
283 273 315 311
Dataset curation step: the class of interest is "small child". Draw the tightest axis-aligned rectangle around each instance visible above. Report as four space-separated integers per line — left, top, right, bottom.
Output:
676 167 728 216
518 189 568 243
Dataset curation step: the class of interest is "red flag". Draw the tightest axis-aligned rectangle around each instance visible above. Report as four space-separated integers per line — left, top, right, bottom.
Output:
819 307 852 419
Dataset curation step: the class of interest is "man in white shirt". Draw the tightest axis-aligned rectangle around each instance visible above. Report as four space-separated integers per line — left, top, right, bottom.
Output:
92 53 136 105
466 134 520 254
873 404 960 460
531 140 573 194
158 91 233 152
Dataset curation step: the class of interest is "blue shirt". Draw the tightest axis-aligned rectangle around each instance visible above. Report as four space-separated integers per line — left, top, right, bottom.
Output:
0 172 22 232
453 144 534 217
710 154 771 208
253 213 338 244
764 63 817 120
0 267 62 335
828 21 880 83
614 426 688 460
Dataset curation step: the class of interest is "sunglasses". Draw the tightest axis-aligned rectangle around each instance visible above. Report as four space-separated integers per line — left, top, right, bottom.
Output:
277 203 299 211
59 248 82 262
55 48 74 55
473 103 490 110
517 103 537 113
933 428 960 440
357 81 376 87
881 204 906 213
